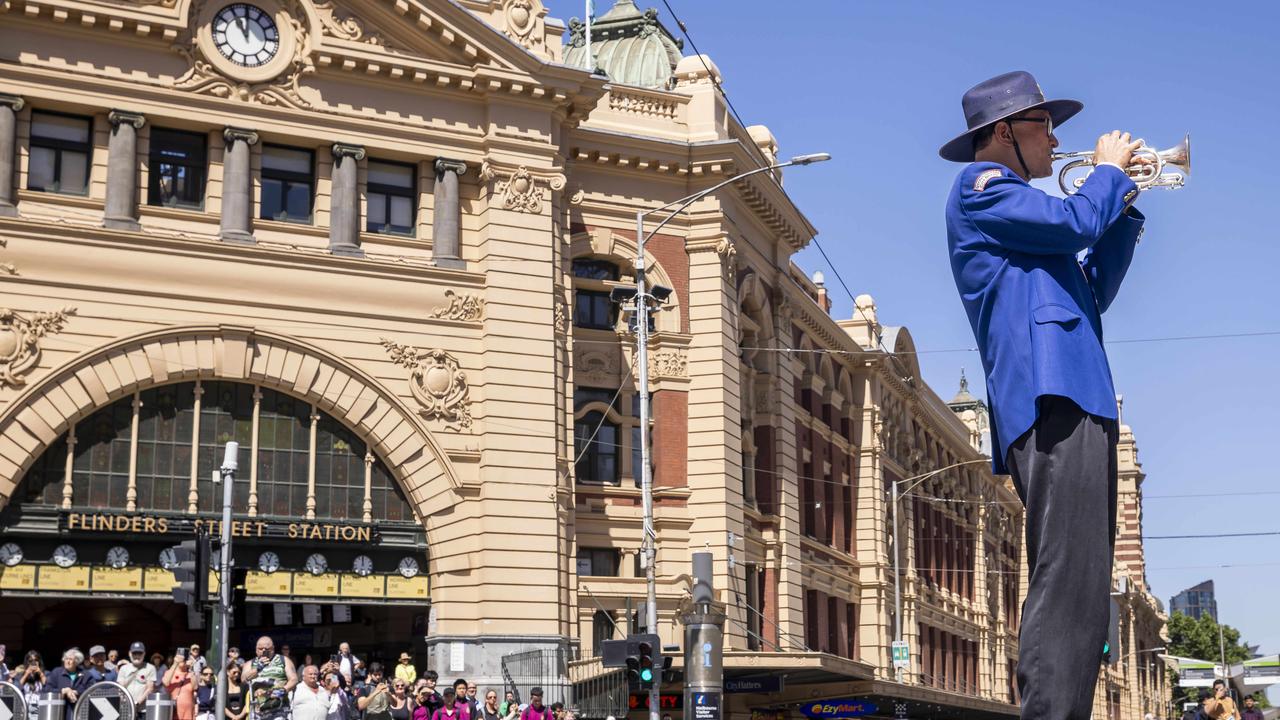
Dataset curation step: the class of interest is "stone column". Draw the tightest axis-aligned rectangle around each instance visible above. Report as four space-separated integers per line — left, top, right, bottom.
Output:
103 109 146 230
219 127 259 245
329 142 365 257
432 158 467 268
0 94 25 217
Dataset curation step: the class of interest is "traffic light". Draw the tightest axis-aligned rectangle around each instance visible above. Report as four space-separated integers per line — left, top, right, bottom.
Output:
637 637 656 687
1103 597 1120 665
230 566 249 609
170 531 211 610
660 653 676 683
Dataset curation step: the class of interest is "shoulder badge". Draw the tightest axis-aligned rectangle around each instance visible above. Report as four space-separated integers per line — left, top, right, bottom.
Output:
973 168 1003 192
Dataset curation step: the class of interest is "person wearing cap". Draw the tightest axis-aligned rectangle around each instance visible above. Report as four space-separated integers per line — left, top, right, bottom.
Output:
188 644 208 678
519 689 552 720
116 642 157 711
942 70 1150 719
85 646 117 684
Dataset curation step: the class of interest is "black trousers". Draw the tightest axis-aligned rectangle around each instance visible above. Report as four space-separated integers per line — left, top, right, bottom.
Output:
1005 395 1118 720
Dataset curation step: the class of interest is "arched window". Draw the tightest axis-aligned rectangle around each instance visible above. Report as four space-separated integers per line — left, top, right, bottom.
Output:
14 380 413 524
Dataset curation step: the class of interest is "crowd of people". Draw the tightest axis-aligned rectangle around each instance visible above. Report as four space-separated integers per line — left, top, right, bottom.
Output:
0 639 573 720
1178 680 1266 720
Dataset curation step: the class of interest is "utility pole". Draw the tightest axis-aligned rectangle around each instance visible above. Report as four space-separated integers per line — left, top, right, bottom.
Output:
629 152 830 720
213 442 237 720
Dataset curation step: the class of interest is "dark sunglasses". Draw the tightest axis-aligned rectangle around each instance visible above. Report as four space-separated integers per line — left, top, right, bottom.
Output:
1006 116 1054 138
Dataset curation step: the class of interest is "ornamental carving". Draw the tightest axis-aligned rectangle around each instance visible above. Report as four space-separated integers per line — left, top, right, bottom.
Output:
0 307 76 388
576 350 616 384
430 290 485 323
553 296 569 335
381 339 472 430
0 239 16 276
480 163 566 215
647 350 688 379
313 1 387 45
501 0 550 60
715 238 738 287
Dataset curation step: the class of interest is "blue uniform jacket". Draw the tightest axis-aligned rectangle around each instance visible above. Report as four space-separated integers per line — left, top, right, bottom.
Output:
946 161 1144 473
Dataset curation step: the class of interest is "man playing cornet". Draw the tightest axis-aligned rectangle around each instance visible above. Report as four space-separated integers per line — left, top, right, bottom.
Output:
941 70 1148 720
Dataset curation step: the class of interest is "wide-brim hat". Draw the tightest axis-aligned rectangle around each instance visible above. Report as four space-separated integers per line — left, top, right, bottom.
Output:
939 70 1083 162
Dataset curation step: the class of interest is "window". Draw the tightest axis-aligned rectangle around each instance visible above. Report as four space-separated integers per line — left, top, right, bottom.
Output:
366 160 415 235
14 381 413 524
147 128 206 208
574 290 616 330
572 258 622 330
576 547 620 576
28 111 92 195
592 610 616 656
261 145 313 223
574 410 618 484
572 259 620 281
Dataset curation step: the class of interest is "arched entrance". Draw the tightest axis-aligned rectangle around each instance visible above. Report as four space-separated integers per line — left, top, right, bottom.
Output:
0 325 461 667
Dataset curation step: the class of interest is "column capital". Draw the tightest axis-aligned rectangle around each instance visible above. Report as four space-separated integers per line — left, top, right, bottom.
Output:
108 109 146 130
331 142 366 161
0 94 24 112
223 126 259 146
434 157 467 176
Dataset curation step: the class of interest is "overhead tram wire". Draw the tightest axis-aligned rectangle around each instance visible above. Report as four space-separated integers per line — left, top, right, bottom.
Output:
36 331 1280 509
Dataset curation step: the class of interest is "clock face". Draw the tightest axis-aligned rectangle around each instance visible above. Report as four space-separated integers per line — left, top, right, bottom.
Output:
52 544 77 568
107 546 130 569
305 553 328 576
352 555 373 577
0 542 22 567
397 556 419 579
212 3 279 68
159 547 179 570
258 551 281 574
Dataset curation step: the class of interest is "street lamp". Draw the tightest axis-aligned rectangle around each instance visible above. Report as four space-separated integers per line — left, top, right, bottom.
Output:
629 151 830 720
889 458 990 683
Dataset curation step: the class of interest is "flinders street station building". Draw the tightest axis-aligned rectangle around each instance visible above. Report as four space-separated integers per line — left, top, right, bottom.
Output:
0 1 1169 718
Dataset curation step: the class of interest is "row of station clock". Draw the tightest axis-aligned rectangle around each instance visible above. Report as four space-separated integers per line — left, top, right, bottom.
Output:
0 542 420 578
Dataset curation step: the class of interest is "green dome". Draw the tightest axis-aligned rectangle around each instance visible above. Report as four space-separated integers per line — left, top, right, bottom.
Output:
565 0 684 89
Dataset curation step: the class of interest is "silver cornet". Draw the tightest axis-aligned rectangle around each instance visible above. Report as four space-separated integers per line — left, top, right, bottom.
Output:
1051 134 1190 195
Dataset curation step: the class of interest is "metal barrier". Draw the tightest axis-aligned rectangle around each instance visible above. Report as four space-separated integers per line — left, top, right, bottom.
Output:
143 694 173 720
35 693 62 720
499 648 629 720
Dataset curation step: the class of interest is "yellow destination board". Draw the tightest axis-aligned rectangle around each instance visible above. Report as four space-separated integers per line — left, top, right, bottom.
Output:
246 571 292 596
385 575 429 600
144 567 177 592
293 572 339 597
340 574 385 598
40 566 91 591
0 564 36 590
92 567 143 592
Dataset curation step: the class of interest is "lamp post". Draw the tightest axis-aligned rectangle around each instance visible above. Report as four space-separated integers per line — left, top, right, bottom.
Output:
630 152 830 720
889 458 990 684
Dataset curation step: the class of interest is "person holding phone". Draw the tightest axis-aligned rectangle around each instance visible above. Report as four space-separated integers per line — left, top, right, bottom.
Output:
163 648 196 720
1205 679 1239 720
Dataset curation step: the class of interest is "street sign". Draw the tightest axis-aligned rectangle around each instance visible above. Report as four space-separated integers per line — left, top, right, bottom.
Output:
0 682 27 720
725 677 784 694
691 692 720 720
74 682 134 720
891 640 910 669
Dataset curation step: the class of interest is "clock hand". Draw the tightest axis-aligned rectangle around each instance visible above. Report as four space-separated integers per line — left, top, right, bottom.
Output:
239 16 248 35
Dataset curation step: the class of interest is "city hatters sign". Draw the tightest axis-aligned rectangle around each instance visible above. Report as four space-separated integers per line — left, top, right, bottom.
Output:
61 511 378 543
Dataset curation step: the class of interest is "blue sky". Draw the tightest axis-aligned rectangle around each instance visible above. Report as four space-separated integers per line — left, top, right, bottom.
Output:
551 0 1280 667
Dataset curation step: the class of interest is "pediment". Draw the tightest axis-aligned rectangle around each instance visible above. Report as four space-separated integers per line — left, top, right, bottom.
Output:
171 0 554 73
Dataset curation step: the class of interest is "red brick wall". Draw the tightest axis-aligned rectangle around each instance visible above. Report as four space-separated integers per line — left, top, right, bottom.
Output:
652 390 687 488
